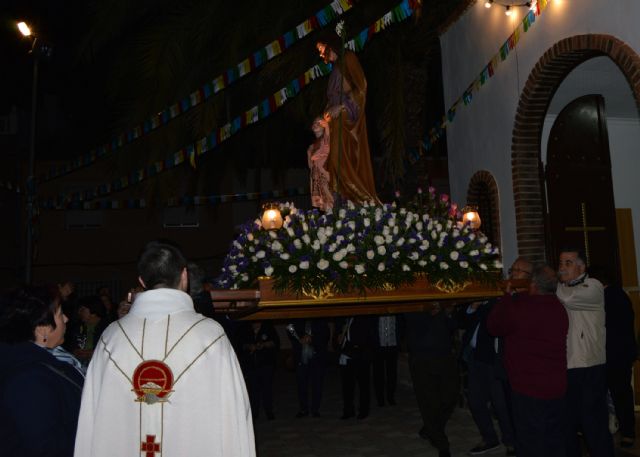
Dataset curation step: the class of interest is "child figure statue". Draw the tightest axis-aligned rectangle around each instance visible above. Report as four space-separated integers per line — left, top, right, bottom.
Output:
307 117 334 211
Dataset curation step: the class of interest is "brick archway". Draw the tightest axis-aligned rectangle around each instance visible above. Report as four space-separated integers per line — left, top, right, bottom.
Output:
467 170 501 249
511 34 640 263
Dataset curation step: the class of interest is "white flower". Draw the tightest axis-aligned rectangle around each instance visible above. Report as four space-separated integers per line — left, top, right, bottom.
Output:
256 250 266 259
328 243 337 253
446 220 453 229
430 255 437 262
280 253 291 260
346 243 355 253
439 262 449 270
269 231 277 239
470 250 479 256
318 234 327 245
479 263 488 271
388 218 396 227
286 227 295 237
416 221 423 231
392 251 400 259
229 265 237 272
355 264 365 274
339 261 349 269
233 240 242 250
294 239 302 249
374 235 385 245
402 264 411 272
364 218 371 227
241 273 249 282
367 250 375 260
437 240 444 248
378 262 386 272
265 265 274 276
289 265 298 273
392 226 399 235
494 260 503 269
377 245 387 256
460 261 469 268
418 260 427 267
317 259 329 270
271 240 283 251
332 250 345 262
247 233 254 241
385 235 393 244
312 240 320 251
450 251 459 261
336 220 343 229
302 222 308 232
382 226 390 236
431 230 438 240
455 240 465 249
300 260 310 270
339 208 346 218
348 221 356 231
248 246 255 253
469 233 476 240
421 240 430 248
396 238 405 247
409 252 419 260
302 234 311 245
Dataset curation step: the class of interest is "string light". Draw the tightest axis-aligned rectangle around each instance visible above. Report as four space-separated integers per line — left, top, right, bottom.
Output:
484 0 532 16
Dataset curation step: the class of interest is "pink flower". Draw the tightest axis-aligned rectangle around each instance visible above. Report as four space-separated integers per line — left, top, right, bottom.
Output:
394 190 401 198
440 194 449 202
417 187 423 194
428 186 436 194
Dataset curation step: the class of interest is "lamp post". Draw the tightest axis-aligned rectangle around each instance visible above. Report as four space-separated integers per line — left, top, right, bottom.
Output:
17 21 39 284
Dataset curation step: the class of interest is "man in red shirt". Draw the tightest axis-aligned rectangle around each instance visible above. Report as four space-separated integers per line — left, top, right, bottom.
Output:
487 264 569 457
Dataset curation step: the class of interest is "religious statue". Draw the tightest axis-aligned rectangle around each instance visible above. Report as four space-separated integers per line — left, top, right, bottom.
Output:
315 31 378 205
307 117 334 211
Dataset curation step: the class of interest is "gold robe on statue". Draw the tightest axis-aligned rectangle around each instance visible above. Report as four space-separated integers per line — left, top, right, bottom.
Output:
325 51 378 204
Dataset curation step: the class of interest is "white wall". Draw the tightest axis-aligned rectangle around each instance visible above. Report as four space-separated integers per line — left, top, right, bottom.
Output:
440 0 640 276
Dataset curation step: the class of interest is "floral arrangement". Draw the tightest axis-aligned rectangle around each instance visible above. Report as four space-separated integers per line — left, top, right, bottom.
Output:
215 188 502 297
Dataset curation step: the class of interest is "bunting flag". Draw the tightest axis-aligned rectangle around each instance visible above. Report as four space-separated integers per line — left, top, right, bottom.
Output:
412 0 549 164
37 0 356 186
40 187 309 211
42 0 419 207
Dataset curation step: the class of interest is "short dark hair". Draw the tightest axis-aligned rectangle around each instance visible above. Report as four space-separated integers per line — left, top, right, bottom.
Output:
78 295 106 318
137 240 187 289
187 262 205 297
558 247 586 265
531 263 558 294
0 286 60 343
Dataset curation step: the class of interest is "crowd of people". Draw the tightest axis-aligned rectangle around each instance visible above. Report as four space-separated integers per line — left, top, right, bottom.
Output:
0 241 637 457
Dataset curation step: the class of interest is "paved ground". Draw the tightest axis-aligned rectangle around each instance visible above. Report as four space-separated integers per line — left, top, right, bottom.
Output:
253 360 640 457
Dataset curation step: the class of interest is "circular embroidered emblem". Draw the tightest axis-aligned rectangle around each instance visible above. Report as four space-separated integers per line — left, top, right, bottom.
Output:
132 360 174 404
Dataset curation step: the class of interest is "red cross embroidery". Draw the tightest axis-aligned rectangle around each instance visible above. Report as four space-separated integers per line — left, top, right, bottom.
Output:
140 434 161 457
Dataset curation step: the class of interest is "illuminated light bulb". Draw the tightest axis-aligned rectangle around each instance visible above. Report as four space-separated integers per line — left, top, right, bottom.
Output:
17 21 32 37
505 5 512 16
484 0 493 8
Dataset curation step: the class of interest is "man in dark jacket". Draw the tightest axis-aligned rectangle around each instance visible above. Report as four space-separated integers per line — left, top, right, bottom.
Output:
405 304 459 457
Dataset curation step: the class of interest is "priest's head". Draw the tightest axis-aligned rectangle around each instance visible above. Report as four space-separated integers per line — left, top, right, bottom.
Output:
137 240 188 292
316 31 342 64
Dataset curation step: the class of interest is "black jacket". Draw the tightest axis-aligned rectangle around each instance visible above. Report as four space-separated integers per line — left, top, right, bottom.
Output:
0 342 84 457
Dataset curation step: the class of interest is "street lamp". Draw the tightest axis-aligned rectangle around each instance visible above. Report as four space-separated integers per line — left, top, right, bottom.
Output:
16 20 49 284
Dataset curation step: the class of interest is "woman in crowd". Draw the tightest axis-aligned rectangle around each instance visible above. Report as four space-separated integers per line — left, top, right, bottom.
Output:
67 295 108 366
0 286 84 457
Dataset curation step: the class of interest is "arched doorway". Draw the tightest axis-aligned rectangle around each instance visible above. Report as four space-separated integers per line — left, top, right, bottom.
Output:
466 170 501 249
510 34 640 264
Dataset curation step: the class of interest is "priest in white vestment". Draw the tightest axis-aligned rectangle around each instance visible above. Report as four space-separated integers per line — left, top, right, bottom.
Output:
74 241 255 457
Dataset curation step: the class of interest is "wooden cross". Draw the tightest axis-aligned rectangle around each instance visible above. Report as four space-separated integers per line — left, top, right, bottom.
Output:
141 435 161 457
564 202 605 266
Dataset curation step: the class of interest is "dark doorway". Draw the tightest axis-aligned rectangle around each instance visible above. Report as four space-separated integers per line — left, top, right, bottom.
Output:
544 94 620 281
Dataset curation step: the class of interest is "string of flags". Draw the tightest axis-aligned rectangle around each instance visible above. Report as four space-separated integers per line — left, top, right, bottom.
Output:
36 0 355 186
40 187 308 211
42 0 418 207
407 0 549 164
